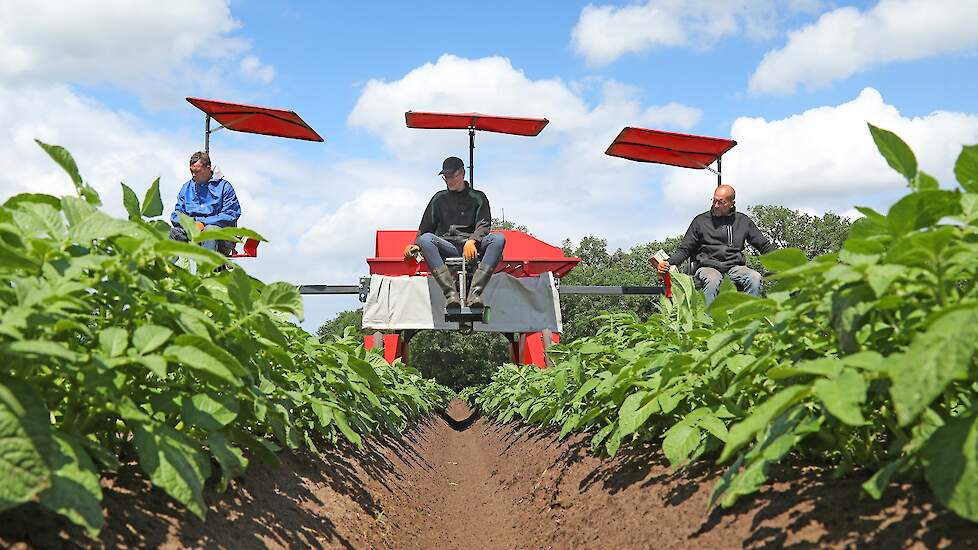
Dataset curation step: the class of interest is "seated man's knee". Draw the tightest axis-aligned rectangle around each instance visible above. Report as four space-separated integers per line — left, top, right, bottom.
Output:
169 226 189 242
417 232 437 245
696 267 722 287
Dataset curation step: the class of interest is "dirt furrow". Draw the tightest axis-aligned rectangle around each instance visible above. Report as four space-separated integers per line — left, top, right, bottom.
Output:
3 399 978 549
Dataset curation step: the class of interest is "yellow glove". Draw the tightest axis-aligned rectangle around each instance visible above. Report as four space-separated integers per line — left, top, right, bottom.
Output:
463 239 478 260
403 243 420 258
195 221 205 231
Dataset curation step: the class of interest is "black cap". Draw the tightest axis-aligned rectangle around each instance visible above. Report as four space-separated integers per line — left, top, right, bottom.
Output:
438 156 465 175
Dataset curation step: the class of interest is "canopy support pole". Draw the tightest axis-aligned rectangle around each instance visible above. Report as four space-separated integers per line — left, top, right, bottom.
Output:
204 115 211 154
468 127 476 188
717 156 722 187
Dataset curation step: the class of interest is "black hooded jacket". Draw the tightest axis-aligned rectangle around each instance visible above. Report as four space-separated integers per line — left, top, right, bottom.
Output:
416 184 491 247
668 209 776 273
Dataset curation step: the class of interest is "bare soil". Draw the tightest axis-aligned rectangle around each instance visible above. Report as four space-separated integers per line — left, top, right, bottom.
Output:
3 399 977 549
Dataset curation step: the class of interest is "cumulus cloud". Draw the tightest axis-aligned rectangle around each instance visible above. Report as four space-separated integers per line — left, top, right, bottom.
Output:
347 54 702 248
749 0 978 94
239 55 276 84
0 0 274 105
570 0 821 65
663 88 978 216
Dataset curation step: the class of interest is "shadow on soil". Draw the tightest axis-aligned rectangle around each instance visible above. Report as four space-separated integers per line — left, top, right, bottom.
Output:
482 414 978 549
0 415 441 550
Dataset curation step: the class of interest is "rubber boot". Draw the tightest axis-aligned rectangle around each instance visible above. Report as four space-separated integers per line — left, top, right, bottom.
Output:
466 263 494 307
430 264 461 308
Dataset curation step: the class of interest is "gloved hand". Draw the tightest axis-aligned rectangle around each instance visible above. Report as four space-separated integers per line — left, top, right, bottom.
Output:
195 221 205 231
403 243 420 258
463 239 478 260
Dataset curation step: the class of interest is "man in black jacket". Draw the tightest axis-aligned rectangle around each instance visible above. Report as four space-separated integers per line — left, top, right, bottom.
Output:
655 184 775 306
403 156 506 308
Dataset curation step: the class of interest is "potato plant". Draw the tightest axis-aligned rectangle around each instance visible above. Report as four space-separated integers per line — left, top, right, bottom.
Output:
469 125 978 522
0 141 451 534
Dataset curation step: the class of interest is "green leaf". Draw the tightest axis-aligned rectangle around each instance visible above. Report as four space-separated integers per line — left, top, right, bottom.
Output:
662 422 703 468
0 379 55 513
1 340 82 362
913 170 940 191
133 325 173 355
164 345 243 387
921 412 978 521
182 393 240 432
35 140 101 205
128 419 211 519
890 307 978 426
868 123 917 183
813 369 867 426
138 355 168 378
954 144 978 193
207 431 248 493
196 226 266 244
719 385 810 462
172 335 248 378
141 177 164 217
39 432 103 535
66 211 137 243
617 391 656 438
175 212 201 241
886 190 961 237
259 282 304 320
154 240 226 269
862 457 908 500
761 248 808 272
865 264 905 297
333 410 362 447
98 327 128 358
121 182 141 221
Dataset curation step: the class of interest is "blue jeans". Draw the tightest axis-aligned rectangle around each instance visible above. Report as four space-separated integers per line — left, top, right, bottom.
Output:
695 265 762 307
417 232 506 269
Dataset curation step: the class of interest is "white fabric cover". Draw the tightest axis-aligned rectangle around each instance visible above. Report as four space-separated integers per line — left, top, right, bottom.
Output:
362 272 562 332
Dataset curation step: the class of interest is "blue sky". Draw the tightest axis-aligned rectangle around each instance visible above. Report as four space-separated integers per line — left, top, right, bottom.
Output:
1 0 976 331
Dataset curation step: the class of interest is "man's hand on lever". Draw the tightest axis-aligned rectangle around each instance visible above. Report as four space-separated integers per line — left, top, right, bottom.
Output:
403 243 420 258
650 257 671 274
463 239 478 260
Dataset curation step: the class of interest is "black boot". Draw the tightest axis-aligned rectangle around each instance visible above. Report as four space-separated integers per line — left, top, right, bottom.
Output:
430 265 461 308
466 263 494 307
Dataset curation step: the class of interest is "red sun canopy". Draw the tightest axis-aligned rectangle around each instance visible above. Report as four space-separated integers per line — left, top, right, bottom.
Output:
405 111 548 136
187 97 324 142
605 127 735 170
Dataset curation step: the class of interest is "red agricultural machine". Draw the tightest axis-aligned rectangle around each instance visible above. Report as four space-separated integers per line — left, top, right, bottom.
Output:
298 112 679 368
185 99 738 369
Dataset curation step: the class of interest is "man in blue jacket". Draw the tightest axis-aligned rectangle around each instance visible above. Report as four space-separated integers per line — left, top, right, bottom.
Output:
655 184 775 306
169 151 241 255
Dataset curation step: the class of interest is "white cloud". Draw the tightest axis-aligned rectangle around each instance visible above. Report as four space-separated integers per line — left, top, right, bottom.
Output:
347 54 702 249
0 0 274 105
663 88 978 215
570 0 820 65
239 55 276 84
749 0 978 94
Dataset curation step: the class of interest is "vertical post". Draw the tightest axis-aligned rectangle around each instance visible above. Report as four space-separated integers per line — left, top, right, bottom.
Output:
372 331 382 349
204 114 211 154
468 128 476 188
717 156 722 187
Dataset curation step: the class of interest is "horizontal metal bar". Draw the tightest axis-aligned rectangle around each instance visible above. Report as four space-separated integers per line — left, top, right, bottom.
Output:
559 285 665 296
298 285 360 295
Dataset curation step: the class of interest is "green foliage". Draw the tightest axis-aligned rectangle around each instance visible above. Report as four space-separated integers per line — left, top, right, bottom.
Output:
408 331 511 390
468 128 978 523
0 142 451 534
